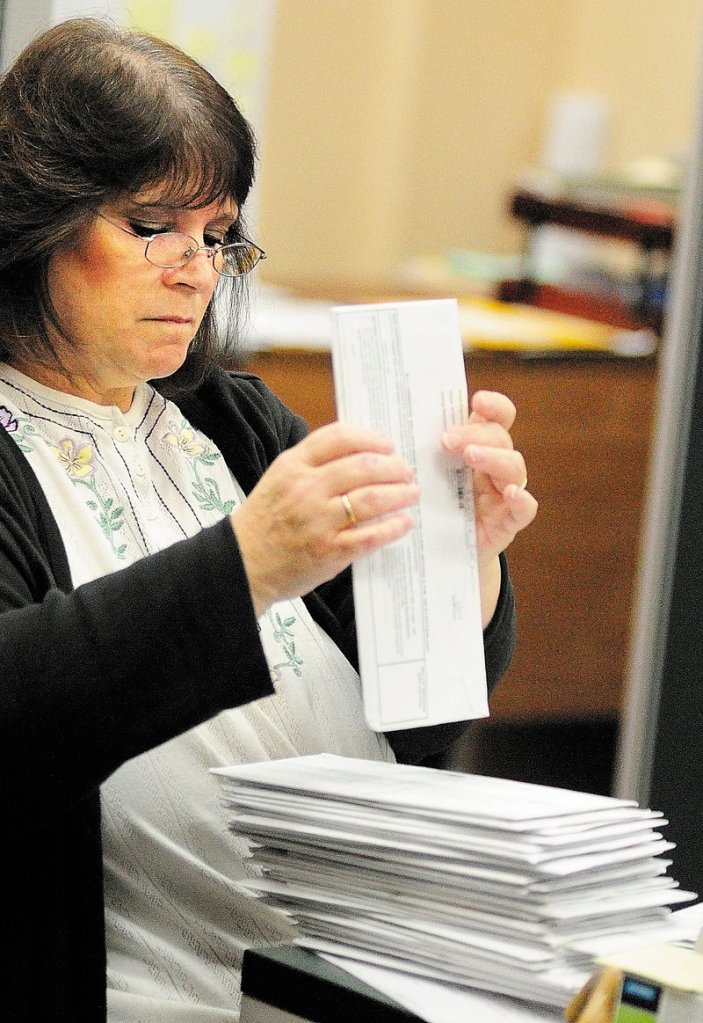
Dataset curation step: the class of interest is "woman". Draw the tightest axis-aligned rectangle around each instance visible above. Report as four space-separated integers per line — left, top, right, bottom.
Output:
0 17 537 1023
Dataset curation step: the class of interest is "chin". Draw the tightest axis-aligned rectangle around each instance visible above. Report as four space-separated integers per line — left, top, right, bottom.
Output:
146 345 193 381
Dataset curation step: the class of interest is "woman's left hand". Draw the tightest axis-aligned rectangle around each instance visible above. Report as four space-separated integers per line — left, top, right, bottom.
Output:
442 390 538 626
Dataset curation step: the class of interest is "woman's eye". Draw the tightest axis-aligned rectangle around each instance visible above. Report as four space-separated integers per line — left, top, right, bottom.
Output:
204 233 226 248
129 222 168 238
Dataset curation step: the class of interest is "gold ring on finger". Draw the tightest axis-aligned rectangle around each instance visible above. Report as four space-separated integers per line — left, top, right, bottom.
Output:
341 493 358 527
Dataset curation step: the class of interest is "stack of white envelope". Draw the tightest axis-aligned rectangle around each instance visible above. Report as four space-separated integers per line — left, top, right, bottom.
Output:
212 754 697 1009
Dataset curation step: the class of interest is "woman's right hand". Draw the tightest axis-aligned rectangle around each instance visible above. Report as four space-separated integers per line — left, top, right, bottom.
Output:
229 422 420 617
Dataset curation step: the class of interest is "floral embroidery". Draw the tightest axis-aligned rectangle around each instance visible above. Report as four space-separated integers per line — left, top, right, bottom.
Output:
52 437 128 559
161 418 235 516
5 413 40 453
0 405 18 433
162 423 204 457
52 437 95 478
266 609 303 677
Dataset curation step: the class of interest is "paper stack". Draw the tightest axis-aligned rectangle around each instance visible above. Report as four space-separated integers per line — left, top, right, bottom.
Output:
212 754 696 1008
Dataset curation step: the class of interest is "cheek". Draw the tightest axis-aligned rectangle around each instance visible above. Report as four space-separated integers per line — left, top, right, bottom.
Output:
60 219 160 293
77 246 152 294
49 244 128 313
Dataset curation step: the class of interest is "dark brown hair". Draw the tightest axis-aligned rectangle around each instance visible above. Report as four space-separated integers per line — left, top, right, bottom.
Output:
0 17 258 392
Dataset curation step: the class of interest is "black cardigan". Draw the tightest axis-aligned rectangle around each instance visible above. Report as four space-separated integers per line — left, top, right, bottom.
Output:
0 366 515 1021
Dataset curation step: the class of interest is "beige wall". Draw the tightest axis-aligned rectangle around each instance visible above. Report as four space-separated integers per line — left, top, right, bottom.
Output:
403 0 567 268
259 0 430 287
564 1 700 171
258 0 702 289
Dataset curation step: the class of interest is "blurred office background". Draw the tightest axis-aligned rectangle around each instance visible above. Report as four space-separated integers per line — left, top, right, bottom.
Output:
2 1 701 802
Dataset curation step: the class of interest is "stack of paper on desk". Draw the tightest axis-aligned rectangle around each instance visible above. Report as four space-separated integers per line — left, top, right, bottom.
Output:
213 754 697 1009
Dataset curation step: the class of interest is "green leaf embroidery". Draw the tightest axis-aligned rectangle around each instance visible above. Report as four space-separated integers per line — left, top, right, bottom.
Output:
267 609 304 677
162 417 236 516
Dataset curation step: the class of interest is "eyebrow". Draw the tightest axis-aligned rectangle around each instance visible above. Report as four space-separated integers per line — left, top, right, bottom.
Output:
126 201 239 225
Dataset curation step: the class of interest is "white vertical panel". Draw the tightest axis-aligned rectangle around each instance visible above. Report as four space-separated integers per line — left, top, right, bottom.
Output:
614 28 703 802
52 0 124 22
1 0 52 67
1 0 125 68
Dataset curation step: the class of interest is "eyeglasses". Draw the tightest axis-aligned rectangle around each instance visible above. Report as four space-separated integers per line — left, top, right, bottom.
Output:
98 214 266 278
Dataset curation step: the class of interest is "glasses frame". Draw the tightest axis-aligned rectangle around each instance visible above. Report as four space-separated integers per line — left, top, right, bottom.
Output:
97 214 267 278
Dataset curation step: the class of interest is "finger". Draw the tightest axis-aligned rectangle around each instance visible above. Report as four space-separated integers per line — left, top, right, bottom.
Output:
466 445 528 491
337 482 420 529
337 507 416 553
476 486 538 554
297 421 396 466
470 390 517 430
443 421 514 454
502 484 538 517
502 486 538 522
323 450 416 498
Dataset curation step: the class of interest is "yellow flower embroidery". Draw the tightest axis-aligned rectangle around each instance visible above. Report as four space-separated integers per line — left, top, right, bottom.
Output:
162 425 204 456
52 437 95 478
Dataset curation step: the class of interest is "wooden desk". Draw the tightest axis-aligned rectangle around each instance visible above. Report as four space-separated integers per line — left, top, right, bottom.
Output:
241 346 658 725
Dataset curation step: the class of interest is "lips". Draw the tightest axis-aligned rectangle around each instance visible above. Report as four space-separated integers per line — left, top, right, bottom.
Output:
147 316 193 324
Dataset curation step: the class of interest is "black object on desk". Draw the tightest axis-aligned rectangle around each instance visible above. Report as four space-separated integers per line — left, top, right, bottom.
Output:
500 184 676 331
240 945 424 1023
510 186 675 250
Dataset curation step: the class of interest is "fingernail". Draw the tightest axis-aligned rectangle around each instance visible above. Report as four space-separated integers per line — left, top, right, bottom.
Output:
443 427 462 444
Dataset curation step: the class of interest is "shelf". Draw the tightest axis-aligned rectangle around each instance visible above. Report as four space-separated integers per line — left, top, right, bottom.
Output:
504 183 677 333
510 187 675 250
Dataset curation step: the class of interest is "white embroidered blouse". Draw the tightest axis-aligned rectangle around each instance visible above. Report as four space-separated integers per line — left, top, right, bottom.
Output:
0 364 394 1023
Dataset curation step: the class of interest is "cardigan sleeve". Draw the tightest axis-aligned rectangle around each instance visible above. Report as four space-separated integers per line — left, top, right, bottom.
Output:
0 429 274 830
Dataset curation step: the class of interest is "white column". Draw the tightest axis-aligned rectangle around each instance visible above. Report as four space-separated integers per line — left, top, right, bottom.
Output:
1 0 124 69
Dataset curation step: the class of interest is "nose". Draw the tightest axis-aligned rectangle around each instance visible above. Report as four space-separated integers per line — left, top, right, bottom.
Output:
168 247 219 292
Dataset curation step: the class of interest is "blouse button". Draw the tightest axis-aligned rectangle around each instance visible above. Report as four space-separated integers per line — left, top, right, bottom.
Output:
113 425 131 442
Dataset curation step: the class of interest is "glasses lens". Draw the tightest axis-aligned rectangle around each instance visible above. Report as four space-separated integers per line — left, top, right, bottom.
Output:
145 233 195 268
143 234 264 277
215 243 262 278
